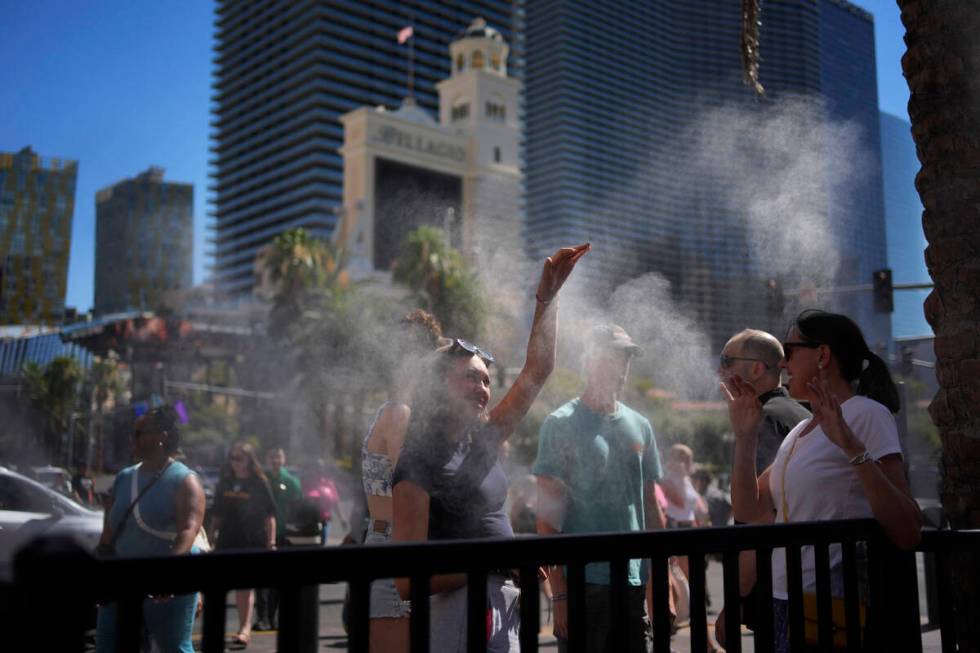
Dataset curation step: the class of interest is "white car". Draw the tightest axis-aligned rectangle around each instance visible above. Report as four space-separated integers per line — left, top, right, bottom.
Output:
0 466 103 582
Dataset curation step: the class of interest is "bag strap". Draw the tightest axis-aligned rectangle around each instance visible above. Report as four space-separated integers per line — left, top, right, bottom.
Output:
131 466 179 541
109 460 173 548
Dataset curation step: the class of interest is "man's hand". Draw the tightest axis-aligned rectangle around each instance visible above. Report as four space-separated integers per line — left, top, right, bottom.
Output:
721 374 763 439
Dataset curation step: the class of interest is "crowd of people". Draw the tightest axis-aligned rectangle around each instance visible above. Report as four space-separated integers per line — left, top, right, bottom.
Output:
89 242 922 653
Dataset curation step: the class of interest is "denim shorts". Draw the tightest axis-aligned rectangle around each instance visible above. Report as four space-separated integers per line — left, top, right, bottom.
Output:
429 575 520 653
365 527 411 619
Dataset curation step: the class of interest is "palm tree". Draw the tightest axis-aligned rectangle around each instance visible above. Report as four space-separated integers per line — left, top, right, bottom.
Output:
22 356 84 464
256 228 351 340
896 1 980 646
392 225 486 338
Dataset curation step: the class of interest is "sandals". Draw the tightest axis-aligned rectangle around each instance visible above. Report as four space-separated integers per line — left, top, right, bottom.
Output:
228 631 250 650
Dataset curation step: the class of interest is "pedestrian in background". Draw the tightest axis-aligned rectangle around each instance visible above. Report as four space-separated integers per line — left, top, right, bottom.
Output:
208 441 277 649
253 446 302 632
72 463 99 507
95 406 206 653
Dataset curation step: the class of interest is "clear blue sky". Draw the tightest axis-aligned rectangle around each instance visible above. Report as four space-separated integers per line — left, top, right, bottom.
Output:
0 0 911 313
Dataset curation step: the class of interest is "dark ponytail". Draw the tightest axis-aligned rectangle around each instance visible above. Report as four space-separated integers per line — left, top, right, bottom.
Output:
856 352 900 413
794 310 900 413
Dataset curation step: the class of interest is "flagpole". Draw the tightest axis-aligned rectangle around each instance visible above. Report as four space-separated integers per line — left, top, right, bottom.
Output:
408 30 415 100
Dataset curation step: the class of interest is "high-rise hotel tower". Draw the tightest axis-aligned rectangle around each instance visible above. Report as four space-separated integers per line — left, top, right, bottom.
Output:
0 147 78 325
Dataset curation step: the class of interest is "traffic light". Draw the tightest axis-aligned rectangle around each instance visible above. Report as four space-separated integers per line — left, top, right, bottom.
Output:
872 269 893 313
766 278 785 316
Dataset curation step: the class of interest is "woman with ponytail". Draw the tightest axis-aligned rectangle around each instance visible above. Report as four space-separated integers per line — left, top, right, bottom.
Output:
723 310 921 651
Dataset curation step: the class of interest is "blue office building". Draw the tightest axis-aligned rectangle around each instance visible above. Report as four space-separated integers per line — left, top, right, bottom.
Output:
523 0 889 350
879 111 930 339
210 1 522 296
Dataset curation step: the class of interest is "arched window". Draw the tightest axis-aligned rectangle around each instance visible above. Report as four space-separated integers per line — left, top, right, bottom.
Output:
451 97 470 122
491 52 502 71
472 50 484 69
456 54 465 72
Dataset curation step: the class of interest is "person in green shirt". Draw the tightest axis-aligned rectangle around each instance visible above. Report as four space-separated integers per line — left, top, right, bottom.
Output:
534 323 669 653
254 446 303 631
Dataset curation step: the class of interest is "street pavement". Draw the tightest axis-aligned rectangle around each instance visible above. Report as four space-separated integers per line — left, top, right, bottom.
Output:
193 554 944 652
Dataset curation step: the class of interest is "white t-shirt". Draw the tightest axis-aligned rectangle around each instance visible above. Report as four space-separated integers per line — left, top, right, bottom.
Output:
663 470 701 523
769 395 903 599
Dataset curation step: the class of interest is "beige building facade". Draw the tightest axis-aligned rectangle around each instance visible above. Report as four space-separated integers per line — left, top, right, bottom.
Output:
336 18 522 276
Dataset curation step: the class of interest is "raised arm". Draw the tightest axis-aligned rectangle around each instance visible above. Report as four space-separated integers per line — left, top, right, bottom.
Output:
490 244 590 437
806 375 922 549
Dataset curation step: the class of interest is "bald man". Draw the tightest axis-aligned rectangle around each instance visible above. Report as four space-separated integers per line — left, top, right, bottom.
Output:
716 329 811 646
718 329 811 472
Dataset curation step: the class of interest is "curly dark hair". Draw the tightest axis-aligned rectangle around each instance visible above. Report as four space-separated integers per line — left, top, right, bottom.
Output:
400 309 443 351
143 406 181 455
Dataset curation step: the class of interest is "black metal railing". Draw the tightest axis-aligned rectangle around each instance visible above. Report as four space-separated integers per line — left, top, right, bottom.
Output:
7 520 977 652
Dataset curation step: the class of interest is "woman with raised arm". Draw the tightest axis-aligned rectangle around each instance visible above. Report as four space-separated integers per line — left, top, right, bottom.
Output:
391 243 589 653
360 309 445 653
723 310 922 652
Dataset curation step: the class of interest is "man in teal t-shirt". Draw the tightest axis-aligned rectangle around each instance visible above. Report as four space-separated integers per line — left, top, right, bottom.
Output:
254 447 303 631
533 324 667 653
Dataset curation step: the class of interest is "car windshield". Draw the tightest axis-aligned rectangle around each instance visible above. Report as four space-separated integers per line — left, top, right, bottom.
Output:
0 474 94 516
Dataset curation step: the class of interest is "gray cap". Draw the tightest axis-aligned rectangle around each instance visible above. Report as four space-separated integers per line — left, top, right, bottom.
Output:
588 323 643 357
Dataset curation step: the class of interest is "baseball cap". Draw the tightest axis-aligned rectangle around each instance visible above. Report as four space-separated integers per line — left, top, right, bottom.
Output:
588 323 643 357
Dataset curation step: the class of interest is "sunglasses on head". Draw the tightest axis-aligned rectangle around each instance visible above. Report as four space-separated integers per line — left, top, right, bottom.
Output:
447 338 495 365
719 354 769 369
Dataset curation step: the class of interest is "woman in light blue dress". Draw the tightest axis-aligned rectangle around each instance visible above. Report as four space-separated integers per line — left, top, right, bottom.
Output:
95 406 206 653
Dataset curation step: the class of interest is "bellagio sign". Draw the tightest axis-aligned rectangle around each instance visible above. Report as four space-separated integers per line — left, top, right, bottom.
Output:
372 125 466 163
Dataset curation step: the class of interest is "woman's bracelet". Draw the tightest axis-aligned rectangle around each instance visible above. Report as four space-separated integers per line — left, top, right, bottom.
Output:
551 592 567 601
536 292 555 305
849 450 872 466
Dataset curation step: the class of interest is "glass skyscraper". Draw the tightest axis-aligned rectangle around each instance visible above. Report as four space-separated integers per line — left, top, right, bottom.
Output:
210 1 522 296
94 167 194 315
0 147 78 325
524 0 889 350
880 111 931 339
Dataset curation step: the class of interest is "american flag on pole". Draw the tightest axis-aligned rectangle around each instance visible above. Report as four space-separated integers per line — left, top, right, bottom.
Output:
397 25 413 44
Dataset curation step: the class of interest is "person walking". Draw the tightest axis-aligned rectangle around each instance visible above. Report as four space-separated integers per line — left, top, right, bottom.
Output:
533 323 668 653
95 406 206 653
253 446 302 632
208 442 277 649
715 328 811 647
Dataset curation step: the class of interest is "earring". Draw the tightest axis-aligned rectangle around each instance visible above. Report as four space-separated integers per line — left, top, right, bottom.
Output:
158 442 164 447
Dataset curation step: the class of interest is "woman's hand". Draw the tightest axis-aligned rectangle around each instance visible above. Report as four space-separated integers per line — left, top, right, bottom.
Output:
720 375 763 440
535 243 590 303
806 372 863 457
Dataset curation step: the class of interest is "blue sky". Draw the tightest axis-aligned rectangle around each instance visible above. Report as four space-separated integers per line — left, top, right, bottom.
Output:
0 0 912 312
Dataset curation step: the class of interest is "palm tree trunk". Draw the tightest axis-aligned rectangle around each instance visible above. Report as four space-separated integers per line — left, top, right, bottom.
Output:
898 0 980 648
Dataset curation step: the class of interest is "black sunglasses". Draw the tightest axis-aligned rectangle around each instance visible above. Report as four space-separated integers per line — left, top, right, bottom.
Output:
448 338 495 365
782 341 821 360
719 354 768 369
